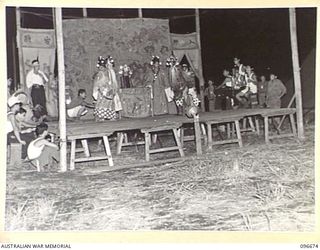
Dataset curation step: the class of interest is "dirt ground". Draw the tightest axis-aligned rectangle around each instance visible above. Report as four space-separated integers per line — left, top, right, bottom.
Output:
5 120 315 231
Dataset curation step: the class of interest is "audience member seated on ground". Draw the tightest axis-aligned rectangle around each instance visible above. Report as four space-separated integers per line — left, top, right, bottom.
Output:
204 80 216 111
266 73 287 109
27 123 59 171
7 106 36 160
257 75 268 107
67 89 94 119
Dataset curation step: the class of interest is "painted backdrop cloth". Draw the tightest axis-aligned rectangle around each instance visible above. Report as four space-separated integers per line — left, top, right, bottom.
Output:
63 18 171 101
145 67 169 115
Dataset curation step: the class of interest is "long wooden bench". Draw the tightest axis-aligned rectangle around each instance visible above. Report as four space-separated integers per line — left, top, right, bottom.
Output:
199 113 244 150
260 108 297 143
68 132 114 170
141 122 184 161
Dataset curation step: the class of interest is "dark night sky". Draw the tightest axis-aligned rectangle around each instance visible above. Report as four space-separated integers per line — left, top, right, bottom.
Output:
6 7 316 86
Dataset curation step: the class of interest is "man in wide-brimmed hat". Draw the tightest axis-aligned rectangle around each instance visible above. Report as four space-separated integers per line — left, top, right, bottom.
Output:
26 58 48 113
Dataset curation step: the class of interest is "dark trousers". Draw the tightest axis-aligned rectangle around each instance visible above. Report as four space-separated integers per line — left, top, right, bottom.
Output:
31 85 47 113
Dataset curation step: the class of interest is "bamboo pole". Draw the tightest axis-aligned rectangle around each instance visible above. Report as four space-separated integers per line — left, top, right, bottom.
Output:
289 8 304 139
83 8 87 18
55 8 67 172
16 7 24 90
195 9 205 112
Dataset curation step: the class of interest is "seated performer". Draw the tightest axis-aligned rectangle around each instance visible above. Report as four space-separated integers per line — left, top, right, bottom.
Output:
27 123 59 171
67 89 94 119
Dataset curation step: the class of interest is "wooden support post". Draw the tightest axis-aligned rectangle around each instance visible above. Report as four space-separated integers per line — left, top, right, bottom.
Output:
55 8 68 172
195 9 205 112
138 8 143 18
289 8 304 139
83 8 87 18
206 123 212 150
16 7 24 90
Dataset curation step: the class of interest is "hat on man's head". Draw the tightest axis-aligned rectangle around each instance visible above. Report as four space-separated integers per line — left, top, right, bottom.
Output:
32 57 40 66
7 95 21 108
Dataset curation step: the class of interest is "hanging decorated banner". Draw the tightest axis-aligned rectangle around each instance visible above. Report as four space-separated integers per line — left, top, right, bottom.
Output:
17 28 57 117
170 33 198 50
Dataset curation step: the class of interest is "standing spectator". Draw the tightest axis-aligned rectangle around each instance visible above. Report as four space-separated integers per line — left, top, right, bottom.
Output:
204 80 216 111
257 75 268 107
266 73 287 108
26 58 49 113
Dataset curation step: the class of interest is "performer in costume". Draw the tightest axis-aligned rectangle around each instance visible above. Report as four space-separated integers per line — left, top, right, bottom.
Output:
257 75 268 107
166 53 188 115
92 56 121 121
145 56 169 116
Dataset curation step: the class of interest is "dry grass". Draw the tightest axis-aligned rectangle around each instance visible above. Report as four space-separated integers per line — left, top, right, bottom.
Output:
5 121 315 231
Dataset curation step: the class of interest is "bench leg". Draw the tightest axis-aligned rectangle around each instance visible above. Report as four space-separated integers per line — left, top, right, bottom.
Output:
207 123 213 150
144 132 151 161
289 114 297 136
248 117 256 132
201 123 208 146
255 117 260 135
173 128 185 157
180 128 184 148
116 132 124 155
264 116 270 143
235 120 243 148
102 135 114 167
81 139 90 157
227 123 231 139
70 139 76 171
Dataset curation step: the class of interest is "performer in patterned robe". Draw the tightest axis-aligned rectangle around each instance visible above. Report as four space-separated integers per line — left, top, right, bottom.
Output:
166 54 188 115
92 56 121 121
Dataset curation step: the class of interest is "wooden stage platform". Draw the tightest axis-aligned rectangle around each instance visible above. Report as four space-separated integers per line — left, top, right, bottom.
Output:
47 108 297 170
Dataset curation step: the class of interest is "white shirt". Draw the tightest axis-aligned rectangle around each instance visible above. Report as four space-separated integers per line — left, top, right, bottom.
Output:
26 70 48 88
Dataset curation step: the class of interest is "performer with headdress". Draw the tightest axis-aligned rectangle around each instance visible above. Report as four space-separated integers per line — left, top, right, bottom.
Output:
92 56 122 121
26 57 49 113
166 53 188 115
145 56 169 116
